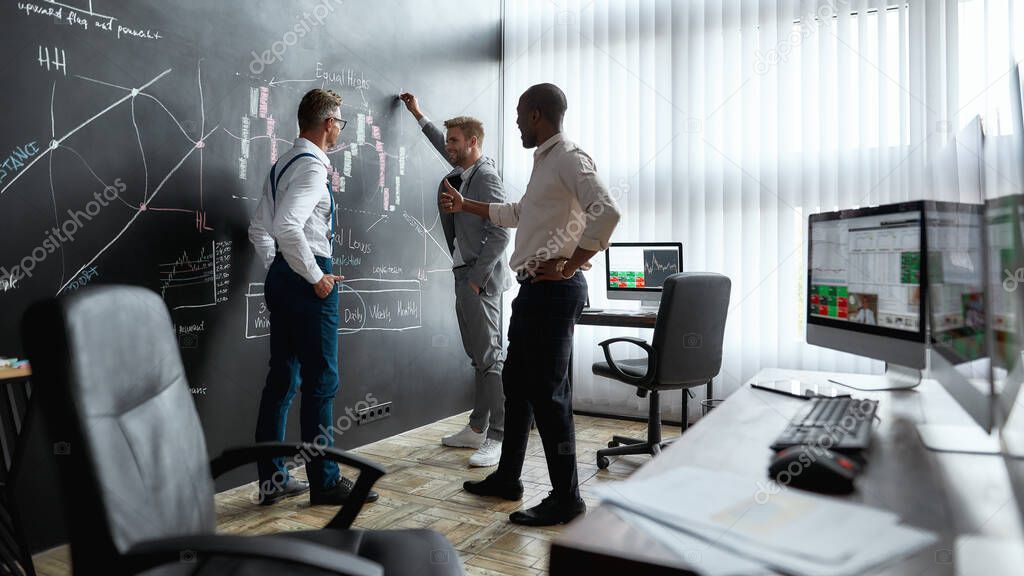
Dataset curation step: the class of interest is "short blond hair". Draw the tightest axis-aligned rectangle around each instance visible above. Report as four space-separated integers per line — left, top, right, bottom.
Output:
444 116 484 147
298 89 343 132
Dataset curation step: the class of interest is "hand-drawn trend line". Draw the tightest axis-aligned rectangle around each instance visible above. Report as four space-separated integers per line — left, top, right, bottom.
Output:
74 72 198 150
220 128 292 146
73 74 130 92
0 68 172 196
139 93 197 143
49 82 56 138
57 143 199 294
57 144 138 210
47 151 65 289
402 211 452 263
131 96 149 202
268 77 319 87
198 59 205 210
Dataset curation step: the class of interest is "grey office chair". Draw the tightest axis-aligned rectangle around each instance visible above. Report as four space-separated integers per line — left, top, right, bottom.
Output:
592 273 731 469
22 286 462 576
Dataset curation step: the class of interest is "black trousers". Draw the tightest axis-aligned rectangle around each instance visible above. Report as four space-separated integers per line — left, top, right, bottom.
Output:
495 272 588 502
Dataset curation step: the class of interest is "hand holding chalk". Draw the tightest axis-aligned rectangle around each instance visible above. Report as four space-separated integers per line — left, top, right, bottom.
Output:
399 92 423 120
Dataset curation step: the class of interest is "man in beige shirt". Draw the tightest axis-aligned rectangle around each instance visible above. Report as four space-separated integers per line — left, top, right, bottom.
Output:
442 83 621 526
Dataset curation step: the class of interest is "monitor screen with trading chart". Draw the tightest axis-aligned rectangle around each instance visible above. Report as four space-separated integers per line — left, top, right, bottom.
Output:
808 203 925 337
605 242 683 304
806 202 927 370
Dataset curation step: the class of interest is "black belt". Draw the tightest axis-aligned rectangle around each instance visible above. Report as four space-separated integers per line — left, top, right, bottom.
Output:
516 269 577 283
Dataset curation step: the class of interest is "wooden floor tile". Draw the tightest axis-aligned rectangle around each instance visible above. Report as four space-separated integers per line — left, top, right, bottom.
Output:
32 410 662 575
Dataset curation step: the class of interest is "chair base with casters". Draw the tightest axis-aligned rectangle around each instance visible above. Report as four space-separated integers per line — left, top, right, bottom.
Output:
593 380 712 469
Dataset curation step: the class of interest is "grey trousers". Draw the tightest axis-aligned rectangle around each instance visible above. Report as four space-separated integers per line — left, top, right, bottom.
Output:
454 267 505 441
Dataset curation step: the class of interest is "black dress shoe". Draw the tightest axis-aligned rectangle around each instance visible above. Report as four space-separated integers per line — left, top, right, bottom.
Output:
310 476 380 506
509 493 586 526
259 477 309 506
463 474 524 501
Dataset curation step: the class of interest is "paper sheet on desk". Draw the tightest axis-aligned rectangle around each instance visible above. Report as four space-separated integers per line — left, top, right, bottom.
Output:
596 466 937 576
609 507 772 575
596 466 897 563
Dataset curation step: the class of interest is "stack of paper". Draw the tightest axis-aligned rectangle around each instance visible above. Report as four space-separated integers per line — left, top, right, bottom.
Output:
594 466 937 576
608 507 770 576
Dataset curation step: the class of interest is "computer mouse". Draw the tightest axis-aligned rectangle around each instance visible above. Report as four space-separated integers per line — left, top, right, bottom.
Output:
768 445 861 495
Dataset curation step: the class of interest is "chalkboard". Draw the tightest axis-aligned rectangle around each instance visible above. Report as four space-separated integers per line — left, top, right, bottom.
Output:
0 0 503 495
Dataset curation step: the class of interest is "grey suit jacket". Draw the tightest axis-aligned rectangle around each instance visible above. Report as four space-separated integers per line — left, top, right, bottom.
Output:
423 121 514 295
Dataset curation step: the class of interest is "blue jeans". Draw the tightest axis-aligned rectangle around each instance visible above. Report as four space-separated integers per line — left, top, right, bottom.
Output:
255 254 340 492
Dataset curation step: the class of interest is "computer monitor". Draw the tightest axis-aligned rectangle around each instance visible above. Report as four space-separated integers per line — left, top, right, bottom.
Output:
605 242 683 310
915 117 999 454
807 202 927 389
921 201 997 450
994 65 1024 432
987 194 1024 418
995 64 1024 522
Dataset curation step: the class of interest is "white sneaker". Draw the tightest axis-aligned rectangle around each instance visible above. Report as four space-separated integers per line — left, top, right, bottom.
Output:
442 425 485 448
468 438 502 467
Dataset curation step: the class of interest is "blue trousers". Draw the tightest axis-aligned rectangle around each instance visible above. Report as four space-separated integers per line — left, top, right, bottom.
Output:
255 254 340 492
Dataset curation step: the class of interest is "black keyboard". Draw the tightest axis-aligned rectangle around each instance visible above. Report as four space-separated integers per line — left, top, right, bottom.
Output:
770 396 879 452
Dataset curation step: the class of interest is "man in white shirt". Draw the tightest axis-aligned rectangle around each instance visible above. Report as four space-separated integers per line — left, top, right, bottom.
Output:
444 84 621 526
249 89 378 507
399 93 514 468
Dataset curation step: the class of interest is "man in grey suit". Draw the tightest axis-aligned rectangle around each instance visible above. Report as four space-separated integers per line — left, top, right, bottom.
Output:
400 92 513 467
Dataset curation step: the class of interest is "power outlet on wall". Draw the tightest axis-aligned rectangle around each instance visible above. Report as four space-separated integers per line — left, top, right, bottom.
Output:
356 402 392 425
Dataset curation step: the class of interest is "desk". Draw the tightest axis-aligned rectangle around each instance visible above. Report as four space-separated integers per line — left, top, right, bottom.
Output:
0 367 33 573
2 366 66 560
578 308 657 329
0 367 31 471
0 367 31 381
551 368 1024 575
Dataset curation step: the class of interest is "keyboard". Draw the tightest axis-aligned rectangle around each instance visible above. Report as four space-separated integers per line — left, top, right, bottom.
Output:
770 396 879 453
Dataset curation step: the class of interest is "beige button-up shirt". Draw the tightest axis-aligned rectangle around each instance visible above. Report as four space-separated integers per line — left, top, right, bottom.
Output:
490 133 621 274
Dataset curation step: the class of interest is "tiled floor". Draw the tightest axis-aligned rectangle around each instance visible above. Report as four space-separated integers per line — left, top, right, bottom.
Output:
32 411 677 575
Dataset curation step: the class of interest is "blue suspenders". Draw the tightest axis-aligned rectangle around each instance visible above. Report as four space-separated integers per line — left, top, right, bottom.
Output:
270 152 335 251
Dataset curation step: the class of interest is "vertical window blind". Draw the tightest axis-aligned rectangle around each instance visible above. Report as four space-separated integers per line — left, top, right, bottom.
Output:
500 0 1024 421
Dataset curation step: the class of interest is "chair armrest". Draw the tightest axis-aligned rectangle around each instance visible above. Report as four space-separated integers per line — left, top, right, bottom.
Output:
123 533 383 576
210 442 386 529
597 336 657 387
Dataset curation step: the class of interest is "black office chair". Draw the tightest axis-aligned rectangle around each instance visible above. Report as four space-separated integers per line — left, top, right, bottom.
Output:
592 273 731 469
21 286 462 576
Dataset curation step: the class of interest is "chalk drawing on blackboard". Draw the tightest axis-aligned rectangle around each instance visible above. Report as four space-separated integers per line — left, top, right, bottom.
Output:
159 240 231 310
38 45 67 75
245 283 270 339
42 0 116 23
244 278 422 339
0 68 171 197
0 60 222 295
339 278 421 334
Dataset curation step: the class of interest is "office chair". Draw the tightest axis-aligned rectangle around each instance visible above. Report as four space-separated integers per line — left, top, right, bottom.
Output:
21 286 462 576
592 273 731 469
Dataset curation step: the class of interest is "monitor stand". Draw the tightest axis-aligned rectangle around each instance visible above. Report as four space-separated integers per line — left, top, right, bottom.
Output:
832 363 923 391
956 536 1024 575
640 300 660 313
916 424 1002 455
